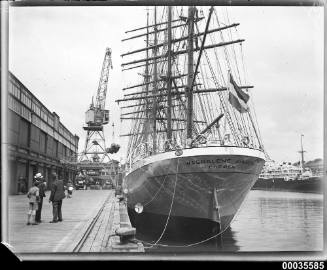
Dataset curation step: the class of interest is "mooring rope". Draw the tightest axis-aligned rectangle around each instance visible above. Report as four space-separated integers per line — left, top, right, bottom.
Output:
139 221 231 249
137 156 231 249
133 155 254 249
146 158 180 248
137 180 251 249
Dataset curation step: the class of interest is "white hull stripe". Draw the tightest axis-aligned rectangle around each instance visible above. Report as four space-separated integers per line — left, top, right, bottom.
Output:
128 146 266 176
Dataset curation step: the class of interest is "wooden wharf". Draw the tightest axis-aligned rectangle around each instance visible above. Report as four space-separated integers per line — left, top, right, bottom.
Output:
7 189 144 258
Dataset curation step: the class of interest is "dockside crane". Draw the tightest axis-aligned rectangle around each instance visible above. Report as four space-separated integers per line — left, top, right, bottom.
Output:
78 48 120 186
80 47 113 163
60 48 120 188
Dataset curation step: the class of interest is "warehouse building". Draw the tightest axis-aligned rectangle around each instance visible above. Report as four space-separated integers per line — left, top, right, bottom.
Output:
7 72 79 195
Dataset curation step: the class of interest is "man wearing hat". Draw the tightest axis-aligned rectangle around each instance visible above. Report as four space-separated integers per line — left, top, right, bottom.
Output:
49 173 65 223
34 173 46 223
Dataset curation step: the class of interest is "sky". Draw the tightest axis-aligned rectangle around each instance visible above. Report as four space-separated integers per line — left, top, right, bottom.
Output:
8 5 324 164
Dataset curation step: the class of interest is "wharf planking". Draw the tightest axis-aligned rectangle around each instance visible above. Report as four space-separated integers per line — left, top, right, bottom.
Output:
7 189 144 255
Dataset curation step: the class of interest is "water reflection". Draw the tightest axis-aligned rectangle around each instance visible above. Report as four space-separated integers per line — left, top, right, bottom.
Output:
140 226 240 253
231 190 323 251
143 190 323 253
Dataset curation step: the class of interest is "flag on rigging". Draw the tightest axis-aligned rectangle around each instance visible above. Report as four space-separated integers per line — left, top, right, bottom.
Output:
228 71 250 113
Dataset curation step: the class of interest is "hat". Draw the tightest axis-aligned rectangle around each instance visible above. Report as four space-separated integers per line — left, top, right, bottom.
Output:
34 173 43 179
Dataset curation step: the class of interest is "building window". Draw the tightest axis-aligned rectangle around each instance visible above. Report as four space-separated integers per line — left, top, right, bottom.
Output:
32 101 41 116
40 108 48 122
53 116 59 131
8 81 14 95
9 96 21 115
9 81 21 99
59 125 63 136
21 105 32 122
48 115 54 127
8 95 14 110
21 91 32 108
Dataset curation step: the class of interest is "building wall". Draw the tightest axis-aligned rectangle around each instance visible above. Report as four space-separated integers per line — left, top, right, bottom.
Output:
7 72 80 194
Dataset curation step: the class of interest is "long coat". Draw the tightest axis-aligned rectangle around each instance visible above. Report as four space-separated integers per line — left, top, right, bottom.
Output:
49 179 65 202
38 182 46 198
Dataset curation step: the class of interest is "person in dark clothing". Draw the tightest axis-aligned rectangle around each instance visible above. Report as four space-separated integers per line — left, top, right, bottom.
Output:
34 173 46 223
49 173 65 223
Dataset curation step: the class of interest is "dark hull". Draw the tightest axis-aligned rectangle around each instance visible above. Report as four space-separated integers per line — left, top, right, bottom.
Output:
124 147 265 242
252 177 322 194
128 209 223 244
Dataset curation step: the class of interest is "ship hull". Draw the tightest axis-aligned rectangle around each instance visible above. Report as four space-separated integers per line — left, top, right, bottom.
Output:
124 146 265 242
252 177 322 194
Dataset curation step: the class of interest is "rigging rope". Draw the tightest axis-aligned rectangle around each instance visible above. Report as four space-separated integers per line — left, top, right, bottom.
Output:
213 11 245 143
194 15 240 145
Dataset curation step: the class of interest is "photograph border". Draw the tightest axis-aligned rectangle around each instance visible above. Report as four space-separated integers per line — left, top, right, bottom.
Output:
1 0 326 262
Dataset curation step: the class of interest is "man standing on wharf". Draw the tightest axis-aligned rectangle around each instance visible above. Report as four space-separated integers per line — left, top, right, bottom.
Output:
49 173 65 223
35 173 46 223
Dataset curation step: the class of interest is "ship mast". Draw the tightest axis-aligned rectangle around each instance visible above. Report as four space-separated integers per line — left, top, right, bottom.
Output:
118 6 265 156
152 6 158 153
299 134 306 172
145 8 150 153
167 6 173 141
186 6 195 140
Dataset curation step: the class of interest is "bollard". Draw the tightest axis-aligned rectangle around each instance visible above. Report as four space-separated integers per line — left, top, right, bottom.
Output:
116 195 124 201
115 227 136 244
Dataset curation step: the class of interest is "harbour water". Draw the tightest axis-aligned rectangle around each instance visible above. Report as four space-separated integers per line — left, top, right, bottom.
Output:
140 190 323 253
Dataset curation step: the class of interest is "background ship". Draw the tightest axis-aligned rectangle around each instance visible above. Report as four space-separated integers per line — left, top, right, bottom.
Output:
253 135 323 194
253 161 323 194
117 6 266 244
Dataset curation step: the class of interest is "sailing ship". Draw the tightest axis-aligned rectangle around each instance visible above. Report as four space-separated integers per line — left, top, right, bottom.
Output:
117 6 266 243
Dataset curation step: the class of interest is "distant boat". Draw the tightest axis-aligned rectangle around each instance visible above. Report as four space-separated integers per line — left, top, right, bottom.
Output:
253 135 323 194
117 6 266 242
258 161 302 181
253 174 322 194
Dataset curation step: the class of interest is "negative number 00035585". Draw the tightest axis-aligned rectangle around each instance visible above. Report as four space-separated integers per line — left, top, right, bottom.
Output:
282 262 325 270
